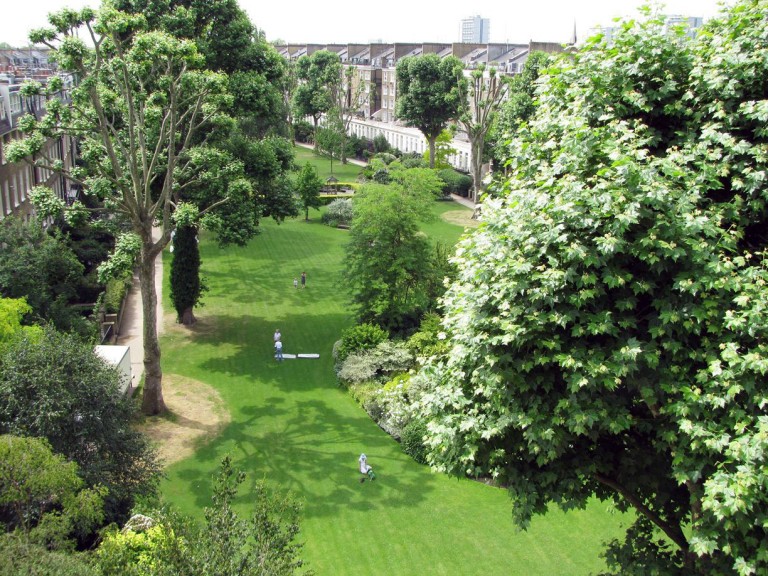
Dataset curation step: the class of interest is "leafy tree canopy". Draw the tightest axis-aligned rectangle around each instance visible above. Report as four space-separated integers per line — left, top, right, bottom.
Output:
421 129 457 170
0 298 41 346
0 328 160 526
226 133 298 223
491 51 551 149
295 162 323 221
344 170 444 333
12 3 250 414
456 63 509 202
395 54 465 168
0 435 106 549
413 3 768 574
0 218 88 337
293 50 342 139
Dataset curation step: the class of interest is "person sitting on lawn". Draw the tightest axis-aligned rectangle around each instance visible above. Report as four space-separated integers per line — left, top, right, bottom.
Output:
359 453 376 482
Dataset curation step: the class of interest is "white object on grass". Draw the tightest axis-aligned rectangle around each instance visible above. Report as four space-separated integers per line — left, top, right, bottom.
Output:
297 353 320 358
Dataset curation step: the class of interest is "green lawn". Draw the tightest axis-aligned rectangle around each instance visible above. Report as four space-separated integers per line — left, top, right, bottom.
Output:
293 144 363 182
158 204 628 575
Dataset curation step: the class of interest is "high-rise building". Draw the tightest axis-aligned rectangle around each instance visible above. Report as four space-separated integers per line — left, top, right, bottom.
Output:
461 15 490 43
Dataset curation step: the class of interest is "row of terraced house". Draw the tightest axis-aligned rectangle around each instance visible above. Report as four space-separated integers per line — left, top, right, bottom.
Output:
0 48 78 222
277 16 704 182
275 40 567 180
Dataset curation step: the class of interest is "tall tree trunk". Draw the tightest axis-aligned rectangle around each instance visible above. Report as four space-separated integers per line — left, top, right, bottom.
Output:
428 137 436 169
312 116 319 150
139 242 166 416
470 136 485 204
287 108 295 146
340 128 348 164
180 307 196 325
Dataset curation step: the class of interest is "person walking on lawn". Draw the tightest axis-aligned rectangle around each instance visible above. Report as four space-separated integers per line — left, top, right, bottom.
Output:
359 453 376 482
301 271 307 289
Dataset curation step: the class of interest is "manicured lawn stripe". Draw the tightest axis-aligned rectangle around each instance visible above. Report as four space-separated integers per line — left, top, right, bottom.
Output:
159 198 628 574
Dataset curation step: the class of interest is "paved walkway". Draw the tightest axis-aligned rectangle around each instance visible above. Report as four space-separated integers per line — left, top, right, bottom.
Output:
116 228 164 394
294 141 367 167
449 194 476 210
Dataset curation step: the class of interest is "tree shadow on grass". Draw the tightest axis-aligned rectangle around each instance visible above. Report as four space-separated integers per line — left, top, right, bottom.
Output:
178 311 349 389
172 395 437 521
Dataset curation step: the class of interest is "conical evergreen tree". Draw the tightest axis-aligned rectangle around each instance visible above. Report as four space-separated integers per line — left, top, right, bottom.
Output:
170 224 203 325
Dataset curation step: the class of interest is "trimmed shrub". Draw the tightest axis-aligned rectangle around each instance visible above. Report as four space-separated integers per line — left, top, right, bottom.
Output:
321 198 354 227
400 419 428 464
104 275 131 314
337 352 379 385
336 323 388 362
372 134 390 153
373 341 413 374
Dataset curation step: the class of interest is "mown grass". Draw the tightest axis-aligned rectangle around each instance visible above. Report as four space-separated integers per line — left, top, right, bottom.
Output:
158 165 629 574
293 144 364 182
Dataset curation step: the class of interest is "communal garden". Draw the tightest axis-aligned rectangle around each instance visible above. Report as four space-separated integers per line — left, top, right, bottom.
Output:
156 153 629 573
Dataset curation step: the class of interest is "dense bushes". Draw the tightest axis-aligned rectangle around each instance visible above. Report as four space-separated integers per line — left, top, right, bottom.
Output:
345 133 372 160
335 340 414 438
321 198 354 227
0 535 100 576
372 134 390 153
400 419 428 464
0 329 161 527
333 322 431 454
94 457 307 576
334 322 388 363
336 341 412 385
406 312 449 359
292 120 314 143
399 153 426 169
0 217 92 338
102 276 132 314
436 168 472 196
333 311 449 462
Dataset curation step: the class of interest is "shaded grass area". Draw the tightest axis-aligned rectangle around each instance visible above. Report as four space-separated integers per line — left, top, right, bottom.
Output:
293 144 363 182
159 205 629 575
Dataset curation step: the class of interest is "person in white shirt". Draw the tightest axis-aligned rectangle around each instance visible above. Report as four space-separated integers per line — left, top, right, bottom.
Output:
359 453 376 482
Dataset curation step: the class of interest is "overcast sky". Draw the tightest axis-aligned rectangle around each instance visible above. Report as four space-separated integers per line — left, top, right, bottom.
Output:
2 0 733 48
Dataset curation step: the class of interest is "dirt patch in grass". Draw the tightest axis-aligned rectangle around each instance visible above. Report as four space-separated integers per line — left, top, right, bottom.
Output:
141 374 230 467
441 210 480 228
164 313 220 336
